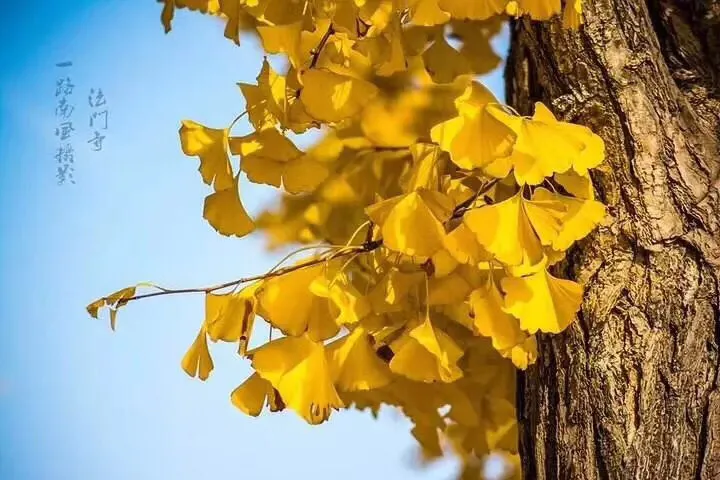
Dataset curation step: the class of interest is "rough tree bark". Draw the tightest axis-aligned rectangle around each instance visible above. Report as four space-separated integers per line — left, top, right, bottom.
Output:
505 1 720 478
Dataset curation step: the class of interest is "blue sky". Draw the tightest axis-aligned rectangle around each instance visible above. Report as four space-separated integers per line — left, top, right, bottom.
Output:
0 3 508 479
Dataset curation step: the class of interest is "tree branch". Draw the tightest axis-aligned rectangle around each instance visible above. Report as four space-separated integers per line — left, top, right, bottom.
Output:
122 242 374 303
309 23 334 69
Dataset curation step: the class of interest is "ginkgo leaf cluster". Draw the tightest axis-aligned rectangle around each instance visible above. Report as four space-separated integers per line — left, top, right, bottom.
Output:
88 2 603 479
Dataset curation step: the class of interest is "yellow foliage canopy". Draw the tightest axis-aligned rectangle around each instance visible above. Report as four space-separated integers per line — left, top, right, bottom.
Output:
89 2 602 478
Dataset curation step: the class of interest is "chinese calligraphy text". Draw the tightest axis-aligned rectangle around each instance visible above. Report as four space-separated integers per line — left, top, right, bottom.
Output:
54 61 75 185
87 88 108 152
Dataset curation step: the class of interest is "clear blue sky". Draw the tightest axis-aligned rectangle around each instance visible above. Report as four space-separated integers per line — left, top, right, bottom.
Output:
0 3 508 479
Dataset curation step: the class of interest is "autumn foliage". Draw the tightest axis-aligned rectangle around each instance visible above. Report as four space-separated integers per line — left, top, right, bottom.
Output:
88 1 604 478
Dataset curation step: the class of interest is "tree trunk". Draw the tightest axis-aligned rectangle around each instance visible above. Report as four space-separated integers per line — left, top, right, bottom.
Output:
505 2 720 478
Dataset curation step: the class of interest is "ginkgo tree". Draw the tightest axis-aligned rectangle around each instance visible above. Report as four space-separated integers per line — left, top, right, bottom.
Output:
88 1 720 479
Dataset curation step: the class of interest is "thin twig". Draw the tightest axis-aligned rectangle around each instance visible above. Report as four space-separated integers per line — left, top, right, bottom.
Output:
122 244 371 303
450 178 500 219
309 23 334 69
365 145 411 153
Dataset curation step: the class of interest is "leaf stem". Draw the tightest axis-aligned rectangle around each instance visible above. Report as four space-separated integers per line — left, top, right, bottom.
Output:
450 178 500 219
227 110 248 134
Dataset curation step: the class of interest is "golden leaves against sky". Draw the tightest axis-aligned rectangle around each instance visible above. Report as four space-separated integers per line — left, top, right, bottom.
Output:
88 2 604 479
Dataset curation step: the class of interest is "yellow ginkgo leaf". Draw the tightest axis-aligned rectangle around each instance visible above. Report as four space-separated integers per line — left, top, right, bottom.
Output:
408 0 450 25
105 307 120 331
216 0 246 44
282 155 330 194
521 187 568 246
368 20 408 77
464 188 571 267
205 292 253 341
559 123 605 176
501 268 583 334
529 102 604 176
238 82 276 131
490 102 603 185
248 0 306 26
444 423 488 461
326 327 392 391
356 0 395 33
86 298 105 319
319 33 374 78
450 19 503 76
388 332 459 383
422 36 472 84
427 271 472 306
554 170 595 199
87 286 137 331
231 128 303 165
412 423 444 461
250 335 344 424
205 282 261 355
563 0 583 29
159 0 222 34
203 175 255 237
253 59 315 133
358 105 413 149
257 261 340 341
483 396 519 452
440 302 476 332
367 189 455 257
179 120 233 191
463 192 544 267
367 268 425 314
390 316 464 383
340 387 387 418
181 326 214 380
531 187 606 251
230 128 300 184
230 372 272 417
256 21 304 67
442 175 476 206
438 0 508 20
450 379 518 453
468 274 533 368
452 78 500 116
402 142 444 192
437 383 481 427
105 286 136 308
507 335 538 370
508 0 561 20
386 378 447 427
430 248 459 278
230 128 330 194
258 19 331 68
431 89 516 170
310 270 371 326
443 222 491 266
299 68 379 123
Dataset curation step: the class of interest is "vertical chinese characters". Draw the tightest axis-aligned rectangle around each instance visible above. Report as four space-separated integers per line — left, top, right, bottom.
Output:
54 61 75 184
88 88 108 152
